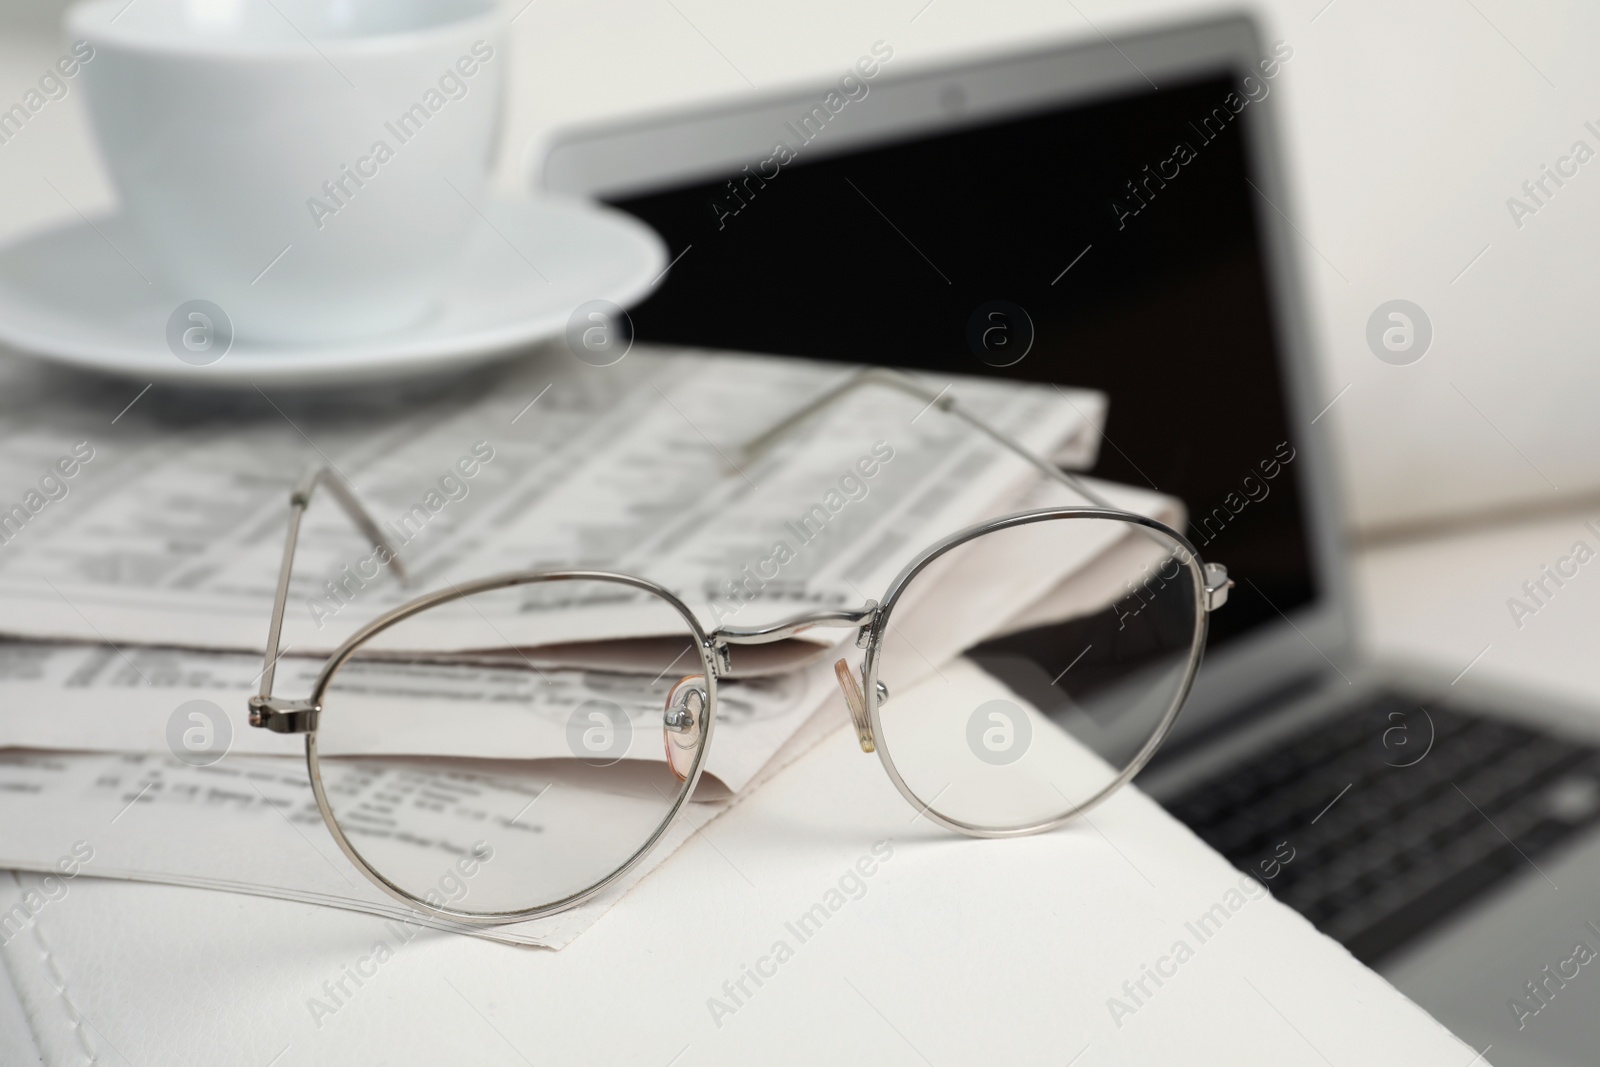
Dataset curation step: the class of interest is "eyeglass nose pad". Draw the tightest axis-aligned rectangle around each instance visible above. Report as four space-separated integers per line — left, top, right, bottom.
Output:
833 659 876 753
662 675 708 782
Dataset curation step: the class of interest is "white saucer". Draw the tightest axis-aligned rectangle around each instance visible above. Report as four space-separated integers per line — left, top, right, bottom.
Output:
0 194 666 387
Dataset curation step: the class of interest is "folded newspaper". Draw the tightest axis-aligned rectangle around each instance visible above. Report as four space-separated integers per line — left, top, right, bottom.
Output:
0 345 1103 654
0 345 1180 948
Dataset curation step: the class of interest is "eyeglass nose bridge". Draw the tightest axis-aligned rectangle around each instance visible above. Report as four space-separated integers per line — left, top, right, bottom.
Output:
710 602 883 753
709 601 878 673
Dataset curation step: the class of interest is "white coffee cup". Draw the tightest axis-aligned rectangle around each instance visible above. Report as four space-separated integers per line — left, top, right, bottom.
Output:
68 0 505 344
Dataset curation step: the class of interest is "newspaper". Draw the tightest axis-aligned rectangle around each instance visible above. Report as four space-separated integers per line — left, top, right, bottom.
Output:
0 482 1184 950
0 345 1161 948
0 346 1105 657
0 641 837 795
0 473 1179 788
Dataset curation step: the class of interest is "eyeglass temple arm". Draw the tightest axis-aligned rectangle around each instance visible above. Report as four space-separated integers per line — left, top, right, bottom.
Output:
254 466 407 704
737 367 1232 611
737 366 1119 510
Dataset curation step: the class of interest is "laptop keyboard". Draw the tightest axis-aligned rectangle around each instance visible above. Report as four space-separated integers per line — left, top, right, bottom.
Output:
1162 691 1600 964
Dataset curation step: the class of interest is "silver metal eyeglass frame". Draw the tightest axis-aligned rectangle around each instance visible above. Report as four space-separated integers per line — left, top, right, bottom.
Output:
248 368 1232 926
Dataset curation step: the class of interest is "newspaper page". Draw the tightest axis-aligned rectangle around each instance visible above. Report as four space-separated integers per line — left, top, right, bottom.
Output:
0 747 727 950
0 346 1104 656
0 641 836 795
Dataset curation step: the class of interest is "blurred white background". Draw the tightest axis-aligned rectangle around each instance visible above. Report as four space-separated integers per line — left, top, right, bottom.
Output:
2 0 1595 539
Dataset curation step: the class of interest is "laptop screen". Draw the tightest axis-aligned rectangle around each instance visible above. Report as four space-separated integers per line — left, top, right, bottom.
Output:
606 71 1316 655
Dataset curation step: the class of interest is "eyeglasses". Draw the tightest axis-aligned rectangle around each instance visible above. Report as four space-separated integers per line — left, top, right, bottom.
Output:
248 368 1231 925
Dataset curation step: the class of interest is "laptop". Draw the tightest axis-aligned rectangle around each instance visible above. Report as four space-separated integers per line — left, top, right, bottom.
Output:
536 16 1600 1063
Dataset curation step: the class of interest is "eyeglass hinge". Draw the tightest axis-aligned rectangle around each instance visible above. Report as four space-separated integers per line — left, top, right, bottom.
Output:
854 601 878 649
708 637 733 676
247 695 319 734
1203 563 1233 612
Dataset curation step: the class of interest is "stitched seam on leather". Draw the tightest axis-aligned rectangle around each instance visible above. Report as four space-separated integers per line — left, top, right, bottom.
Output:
28 921 98 1065
0 873 50 1066
3 873 97 1066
